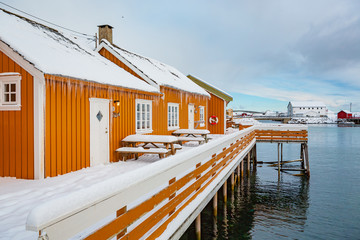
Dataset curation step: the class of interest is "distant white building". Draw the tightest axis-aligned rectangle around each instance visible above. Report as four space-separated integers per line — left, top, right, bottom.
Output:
287 101 327 117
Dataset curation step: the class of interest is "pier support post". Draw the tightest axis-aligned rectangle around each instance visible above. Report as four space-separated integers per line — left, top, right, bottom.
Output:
196 214 201 240
300 143 305 169
231 172 235 191
277 143 280 176
304 143 310 177
223 180 227 204
280 143 283 170
240 160 244 178
254 144 257 165
247 152 250 173
213 192 218 218
237 164 240 182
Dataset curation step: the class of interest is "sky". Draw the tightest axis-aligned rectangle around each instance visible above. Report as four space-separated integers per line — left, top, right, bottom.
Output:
1 0 359 112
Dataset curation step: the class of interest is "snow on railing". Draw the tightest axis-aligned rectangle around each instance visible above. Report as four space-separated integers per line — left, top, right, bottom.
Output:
26 127 256 240
254 124 308 142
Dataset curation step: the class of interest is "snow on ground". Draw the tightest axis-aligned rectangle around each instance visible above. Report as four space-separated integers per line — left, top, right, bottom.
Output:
288 117 336 124
0 135 226 240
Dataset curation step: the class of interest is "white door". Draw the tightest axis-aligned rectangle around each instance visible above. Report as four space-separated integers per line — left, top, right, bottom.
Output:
89 98 110 166
188 104 195 129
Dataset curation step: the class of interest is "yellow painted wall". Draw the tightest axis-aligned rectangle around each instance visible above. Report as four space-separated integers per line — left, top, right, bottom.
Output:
0 50 34 179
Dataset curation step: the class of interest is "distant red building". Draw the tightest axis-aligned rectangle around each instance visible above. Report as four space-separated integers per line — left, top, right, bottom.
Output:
338 110 352 119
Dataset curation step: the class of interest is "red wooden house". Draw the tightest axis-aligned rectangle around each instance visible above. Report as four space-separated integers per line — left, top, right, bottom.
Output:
187 75 233 134
337 110 352 119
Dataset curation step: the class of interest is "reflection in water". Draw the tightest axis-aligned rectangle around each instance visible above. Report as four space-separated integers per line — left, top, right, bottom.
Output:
181 164 310 240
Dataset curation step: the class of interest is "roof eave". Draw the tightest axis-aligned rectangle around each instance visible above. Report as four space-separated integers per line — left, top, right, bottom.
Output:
187 75 233 102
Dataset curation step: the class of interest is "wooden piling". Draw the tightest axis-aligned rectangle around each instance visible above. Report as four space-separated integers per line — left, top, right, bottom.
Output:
237 164 240 181
231 172 235 191
254 144 257 165
240 160 244 177
196 214 201 240
223 180 227 204
300 143 305 169
213 192 218 218
280 143 283 170
304 143 310 177
247 152 250 173
277 143 280 176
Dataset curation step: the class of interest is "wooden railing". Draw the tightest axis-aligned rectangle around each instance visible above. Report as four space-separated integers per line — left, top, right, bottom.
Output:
26 128 256 240
255 129 308 142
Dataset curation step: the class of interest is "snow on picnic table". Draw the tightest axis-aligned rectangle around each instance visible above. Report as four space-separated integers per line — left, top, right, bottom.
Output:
0 134 225 240
122 134 178 143
172 129 210 135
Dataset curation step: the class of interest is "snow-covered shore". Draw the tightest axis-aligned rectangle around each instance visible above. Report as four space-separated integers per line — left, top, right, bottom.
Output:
288 117 336 124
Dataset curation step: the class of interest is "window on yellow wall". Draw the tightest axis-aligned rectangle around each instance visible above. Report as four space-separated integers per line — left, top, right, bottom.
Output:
0 73 21 111
135 99 152 133
168 103 179 130
199 106 205 127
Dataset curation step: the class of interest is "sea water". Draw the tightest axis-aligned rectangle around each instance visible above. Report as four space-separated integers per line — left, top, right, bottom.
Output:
181 125 360 239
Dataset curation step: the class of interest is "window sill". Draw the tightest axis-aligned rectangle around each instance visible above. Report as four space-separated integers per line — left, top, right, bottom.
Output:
0 105 21 111
136 129 153 134
168 126 180 131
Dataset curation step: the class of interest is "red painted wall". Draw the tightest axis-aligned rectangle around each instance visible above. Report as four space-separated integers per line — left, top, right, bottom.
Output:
337 111 352 119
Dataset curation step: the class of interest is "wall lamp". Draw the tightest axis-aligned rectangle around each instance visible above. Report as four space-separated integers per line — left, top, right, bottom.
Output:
113 100 120 118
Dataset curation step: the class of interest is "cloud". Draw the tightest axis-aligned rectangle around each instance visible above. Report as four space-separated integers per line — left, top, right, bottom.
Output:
3 0 359 111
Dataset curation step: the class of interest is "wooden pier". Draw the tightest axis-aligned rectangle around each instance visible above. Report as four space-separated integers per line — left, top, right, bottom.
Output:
26 124 309 240
255 126 310 177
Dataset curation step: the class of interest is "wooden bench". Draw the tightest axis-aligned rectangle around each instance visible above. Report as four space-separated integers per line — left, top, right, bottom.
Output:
138 143 183 153
177 137 205 145
115 147 170 161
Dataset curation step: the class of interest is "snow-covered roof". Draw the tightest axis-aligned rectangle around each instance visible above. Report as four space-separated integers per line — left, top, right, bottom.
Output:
187 74 233 102
339 110 352 114
289 101 326 108
0 9 158 93
98 40 210 97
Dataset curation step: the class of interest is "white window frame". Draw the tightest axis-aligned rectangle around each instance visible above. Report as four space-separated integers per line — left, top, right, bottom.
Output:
0 73 21 111
199 106 205 127
167 103 180 130
135 99 153 134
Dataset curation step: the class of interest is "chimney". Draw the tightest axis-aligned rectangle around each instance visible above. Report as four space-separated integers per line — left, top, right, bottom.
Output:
98 24 113 44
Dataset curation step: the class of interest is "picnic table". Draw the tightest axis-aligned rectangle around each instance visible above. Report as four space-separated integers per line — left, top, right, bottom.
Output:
172 129 211 143
122 134 179 155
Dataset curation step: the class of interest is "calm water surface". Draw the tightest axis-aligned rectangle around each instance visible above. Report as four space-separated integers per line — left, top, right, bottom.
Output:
181 125 360 239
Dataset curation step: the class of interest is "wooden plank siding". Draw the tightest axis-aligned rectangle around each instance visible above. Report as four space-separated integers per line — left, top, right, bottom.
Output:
44 75 207 177
154 86 208 135
0 50 34 179
44 75 160 177
208 92 225 134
